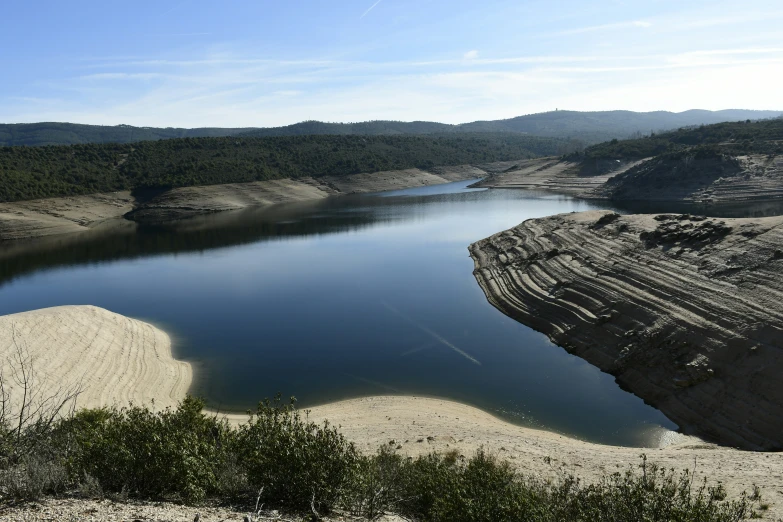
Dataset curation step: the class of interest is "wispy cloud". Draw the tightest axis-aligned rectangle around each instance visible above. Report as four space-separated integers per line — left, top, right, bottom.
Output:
360 0 384 19
559 20 652 35
6 43 783 128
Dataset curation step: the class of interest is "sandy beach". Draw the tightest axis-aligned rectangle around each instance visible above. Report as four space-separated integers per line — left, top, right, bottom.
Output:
1 305 781 517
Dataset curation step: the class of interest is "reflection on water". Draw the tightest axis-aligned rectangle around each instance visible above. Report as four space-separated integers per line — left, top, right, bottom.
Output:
1 181 780 447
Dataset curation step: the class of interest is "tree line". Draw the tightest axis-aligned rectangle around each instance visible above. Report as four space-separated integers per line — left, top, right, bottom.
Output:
0 133 571 202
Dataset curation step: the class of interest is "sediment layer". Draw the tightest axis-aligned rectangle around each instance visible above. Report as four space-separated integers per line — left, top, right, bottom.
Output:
470 210 783 450
589 154 783 202
469 157 646 195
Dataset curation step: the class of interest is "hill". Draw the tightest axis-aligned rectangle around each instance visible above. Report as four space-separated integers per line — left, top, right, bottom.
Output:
2 109 780 147
0 122 253 147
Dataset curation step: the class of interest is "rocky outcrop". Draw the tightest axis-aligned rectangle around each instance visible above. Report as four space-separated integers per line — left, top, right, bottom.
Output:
589 153 783 202
470 210 783 450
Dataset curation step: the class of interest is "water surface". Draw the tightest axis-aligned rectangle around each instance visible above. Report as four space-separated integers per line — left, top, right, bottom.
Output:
5 180 767 447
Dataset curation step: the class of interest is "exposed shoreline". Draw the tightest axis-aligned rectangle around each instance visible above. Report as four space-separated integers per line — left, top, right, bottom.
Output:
1 305 781 516
0 162 504 242
474 155 783 205
470 210 783 450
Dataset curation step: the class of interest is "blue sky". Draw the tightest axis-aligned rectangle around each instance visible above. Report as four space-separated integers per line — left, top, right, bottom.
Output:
1 0 781 127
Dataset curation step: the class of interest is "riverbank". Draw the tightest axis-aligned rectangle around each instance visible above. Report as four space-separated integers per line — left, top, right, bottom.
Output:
0 163 499 241
470 210 783 450
1 305 781 517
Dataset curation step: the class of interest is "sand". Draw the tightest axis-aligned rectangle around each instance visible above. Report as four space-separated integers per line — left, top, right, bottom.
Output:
1 306 781 517
0 306 191 416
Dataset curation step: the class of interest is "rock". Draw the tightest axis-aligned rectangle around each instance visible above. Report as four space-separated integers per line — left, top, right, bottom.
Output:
469 210 783 450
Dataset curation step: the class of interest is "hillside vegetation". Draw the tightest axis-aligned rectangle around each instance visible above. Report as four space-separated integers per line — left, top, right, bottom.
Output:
569 117 783 175
3 109 780 147
0 133 566 203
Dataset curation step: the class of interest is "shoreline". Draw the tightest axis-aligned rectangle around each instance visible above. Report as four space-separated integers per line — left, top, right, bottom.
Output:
1 305 782 516
0 162 509 242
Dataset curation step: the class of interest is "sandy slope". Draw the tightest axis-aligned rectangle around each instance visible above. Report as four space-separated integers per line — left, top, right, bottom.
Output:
0 306 191 415
0 192 134 241
129 166 488 223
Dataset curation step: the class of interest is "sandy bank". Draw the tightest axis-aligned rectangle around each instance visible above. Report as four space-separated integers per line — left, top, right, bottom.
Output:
0 192 133 241
470 210 783 450
263 396 783 518
0 306 191 414
127 165 488 223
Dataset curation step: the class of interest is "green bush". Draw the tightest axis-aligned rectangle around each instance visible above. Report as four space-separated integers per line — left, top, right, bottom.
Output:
233 395 359 514
60 396 231 502
0 395 759 521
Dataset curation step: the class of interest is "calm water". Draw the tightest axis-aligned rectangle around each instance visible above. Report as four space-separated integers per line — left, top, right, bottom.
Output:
3 181 779 446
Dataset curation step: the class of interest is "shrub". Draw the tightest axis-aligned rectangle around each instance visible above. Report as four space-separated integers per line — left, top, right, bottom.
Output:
60 396 231 502
233 395 359 515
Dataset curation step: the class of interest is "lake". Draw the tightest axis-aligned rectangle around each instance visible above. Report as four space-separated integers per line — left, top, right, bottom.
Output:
4 180 775 447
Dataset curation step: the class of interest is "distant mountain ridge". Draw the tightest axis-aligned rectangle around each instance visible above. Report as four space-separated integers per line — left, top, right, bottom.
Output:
2 109 780 147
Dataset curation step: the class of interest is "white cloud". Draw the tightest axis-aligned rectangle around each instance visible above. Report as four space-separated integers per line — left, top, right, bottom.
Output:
463 50 479 60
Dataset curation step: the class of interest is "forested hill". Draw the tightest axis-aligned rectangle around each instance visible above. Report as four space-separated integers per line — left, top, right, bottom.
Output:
243 110 783 144
0 133 566 203
3 109 780 147
568 117 783 164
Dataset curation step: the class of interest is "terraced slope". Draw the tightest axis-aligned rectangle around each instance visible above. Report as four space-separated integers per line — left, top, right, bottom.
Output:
589 153 783 202
470 157 645 195
470 210 783 449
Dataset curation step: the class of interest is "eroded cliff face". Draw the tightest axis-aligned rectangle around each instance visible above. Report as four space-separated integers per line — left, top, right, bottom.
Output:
589 154 783 203
470 210 783 450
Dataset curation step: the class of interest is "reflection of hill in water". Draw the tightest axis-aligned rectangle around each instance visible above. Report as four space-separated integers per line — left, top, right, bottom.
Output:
0 199 384 287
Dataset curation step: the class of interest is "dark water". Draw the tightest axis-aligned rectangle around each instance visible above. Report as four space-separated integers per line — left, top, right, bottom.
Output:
3 181 779 446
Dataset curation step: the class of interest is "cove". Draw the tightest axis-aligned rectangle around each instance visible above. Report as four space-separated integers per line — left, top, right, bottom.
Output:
0 180 694 447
